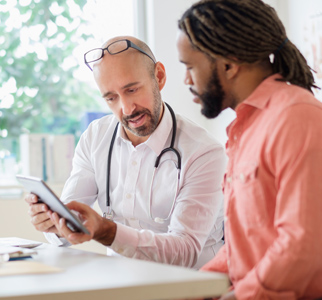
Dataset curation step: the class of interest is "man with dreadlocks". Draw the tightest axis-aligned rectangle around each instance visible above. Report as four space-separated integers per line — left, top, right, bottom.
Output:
177 0 322 299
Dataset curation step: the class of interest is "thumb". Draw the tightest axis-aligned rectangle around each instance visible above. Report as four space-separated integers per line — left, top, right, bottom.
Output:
66 201 90 215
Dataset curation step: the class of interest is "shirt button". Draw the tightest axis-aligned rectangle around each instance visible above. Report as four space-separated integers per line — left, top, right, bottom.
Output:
239 173 245 183
234 135 237 141
126 193 132 199
227 176 232 183
132 161 137 166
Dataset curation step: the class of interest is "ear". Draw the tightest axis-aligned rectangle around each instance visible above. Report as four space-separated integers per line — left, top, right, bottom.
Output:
221 59 240 80
154 62 167 91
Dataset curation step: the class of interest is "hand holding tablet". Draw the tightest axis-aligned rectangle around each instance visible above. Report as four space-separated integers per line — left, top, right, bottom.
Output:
17 175 90 235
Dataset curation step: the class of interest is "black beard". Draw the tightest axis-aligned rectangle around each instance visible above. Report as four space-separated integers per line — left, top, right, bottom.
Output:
199 65 225 119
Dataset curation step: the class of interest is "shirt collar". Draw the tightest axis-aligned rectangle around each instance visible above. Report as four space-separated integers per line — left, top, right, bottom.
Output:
115 102 172 155
146 102 172 155
226 73 283 138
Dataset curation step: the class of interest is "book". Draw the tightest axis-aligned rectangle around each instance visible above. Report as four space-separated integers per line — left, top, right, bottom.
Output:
19 134 75 183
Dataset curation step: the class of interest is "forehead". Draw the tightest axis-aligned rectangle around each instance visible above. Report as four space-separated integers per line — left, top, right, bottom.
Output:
176 31 209 62
176 31 195 56
93 52 151 92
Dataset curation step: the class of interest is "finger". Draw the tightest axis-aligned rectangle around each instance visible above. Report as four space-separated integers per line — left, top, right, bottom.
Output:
67 230 92 245
29 210 56 233
25 193 38 204
28 203 49 217
31 211 50 225
34 217 56 233
66 201 90 215
50 212 90 244
49 212 72 238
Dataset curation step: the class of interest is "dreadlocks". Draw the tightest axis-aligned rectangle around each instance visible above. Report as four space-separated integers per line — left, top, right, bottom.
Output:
178 0 318 93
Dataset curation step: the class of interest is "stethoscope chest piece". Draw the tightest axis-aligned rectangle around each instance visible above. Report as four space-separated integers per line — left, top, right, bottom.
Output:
103 207 114 220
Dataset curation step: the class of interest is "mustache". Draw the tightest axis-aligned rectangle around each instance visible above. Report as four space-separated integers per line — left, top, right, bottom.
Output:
122 109 151 122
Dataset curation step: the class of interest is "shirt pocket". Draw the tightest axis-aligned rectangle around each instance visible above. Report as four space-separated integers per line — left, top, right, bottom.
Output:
232 162 268 228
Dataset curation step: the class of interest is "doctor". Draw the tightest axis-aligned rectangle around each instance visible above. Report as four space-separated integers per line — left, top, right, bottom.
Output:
26 36 226 269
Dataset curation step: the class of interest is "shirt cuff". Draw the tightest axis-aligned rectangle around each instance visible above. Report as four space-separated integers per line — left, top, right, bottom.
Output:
110 223 139 257
235 268 296 300
43 232 71 247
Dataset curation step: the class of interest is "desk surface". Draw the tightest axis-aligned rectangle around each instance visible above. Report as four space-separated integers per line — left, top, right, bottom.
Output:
0 243 228 300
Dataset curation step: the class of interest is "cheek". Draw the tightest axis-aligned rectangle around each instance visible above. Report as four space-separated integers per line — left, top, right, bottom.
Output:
194 70 211 91
106 103 123 121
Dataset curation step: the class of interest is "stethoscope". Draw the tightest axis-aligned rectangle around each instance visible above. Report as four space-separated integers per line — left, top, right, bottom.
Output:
103 103 181 224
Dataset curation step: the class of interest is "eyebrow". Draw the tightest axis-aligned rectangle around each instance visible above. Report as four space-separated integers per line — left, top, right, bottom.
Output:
102 81 140 98
179 59 190 65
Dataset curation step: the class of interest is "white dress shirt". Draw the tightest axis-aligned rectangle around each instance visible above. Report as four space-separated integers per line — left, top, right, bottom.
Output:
45 103 226 269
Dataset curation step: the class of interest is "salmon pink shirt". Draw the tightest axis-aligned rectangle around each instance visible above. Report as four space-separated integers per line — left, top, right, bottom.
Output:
202 74 322 299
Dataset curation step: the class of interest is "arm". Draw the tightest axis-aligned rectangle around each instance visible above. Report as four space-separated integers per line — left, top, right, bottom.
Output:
235 104 322 299
110 145 226 267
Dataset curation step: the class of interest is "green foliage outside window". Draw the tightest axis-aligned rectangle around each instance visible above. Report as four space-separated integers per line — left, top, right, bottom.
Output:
0 0 102 159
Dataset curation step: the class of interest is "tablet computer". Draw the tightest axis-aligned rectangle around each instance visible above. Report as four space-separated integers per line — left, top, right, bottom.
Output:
16 175 90 235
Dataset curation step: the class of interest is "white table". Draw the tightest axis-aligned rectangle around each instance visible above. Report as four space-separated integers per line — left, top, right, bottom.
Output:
0 243 228 300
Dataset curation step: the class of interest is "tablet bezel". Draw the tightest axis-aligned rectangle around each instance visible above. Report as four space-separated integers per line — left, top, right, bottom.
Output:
16 175 90 235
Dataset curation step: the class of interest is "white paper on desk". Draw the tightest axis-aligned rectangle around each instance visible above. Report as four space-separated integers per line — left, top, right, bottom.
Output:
0 237 42 248
0 246 37 259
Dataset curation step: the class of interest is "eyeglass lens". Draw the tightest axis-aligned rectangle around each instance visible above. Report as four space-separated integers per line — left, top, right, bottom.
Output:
86 40 128 64
108 40 128 55
85 48 104 63
85 39 155 71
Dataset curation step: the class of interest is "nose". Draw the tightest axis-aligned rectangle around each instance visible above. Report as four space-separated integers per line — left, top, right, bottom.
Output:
184 71 193 85
120 98 136 116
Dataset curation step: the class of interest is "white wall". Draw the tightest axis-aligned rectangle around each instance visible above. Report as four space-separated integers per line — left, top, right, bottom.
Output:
145 0 214 133
141 0 322 146
144 0 235 147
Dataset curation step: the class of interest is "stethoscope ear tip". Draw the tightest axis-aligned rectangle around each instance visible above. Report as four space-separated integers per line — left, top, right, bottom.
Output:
154 217 165 224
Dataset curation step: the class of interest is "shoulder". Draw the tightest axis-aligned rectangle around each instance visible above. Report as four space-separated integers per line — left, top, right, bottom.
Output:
175 113 225 155
82 114 117 140
268 81 322 111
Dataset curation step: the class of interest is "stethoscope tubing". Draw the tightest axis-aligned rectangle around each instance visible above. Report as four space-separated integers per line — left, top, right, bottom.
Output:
105 102 181 222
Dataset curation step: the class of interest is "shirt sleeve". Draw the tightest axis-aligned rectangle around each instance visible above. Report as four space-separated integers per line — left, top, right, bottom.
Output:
110 144 227 268
235 104 322 299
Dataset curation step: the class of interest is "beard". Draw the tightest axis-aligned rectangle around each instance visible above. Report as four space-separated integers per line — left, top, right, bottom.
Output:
190 65 225 119
122 81 162 137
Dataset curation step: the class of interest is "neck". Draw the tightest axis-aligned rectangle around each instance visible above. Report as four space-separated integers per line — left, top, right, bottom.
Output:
233 62 273 107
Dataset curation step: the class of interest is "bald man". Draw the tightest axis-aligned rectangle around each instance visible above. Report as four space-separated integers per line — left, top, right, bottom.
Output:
25 36 227 269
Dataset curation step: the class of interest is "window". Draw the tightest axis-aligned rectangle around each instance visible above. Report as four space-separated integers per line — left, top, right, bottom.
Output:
0 0 136 187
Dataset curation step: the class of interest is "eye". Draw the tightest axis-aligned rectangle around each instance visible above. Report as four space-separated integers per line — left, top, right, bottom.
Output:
105 94 117 102
127 87 138 94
